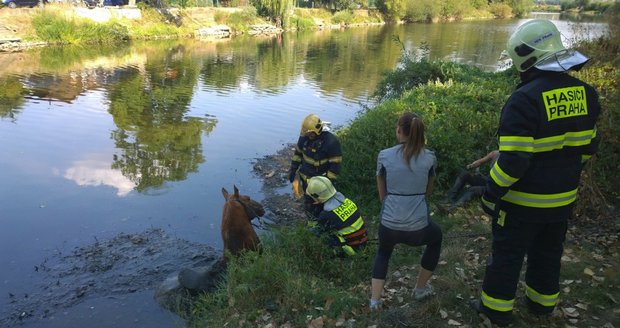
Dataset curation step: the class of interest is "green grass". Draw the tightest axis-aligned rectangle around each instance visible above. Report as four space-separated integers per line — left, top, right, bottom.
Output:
32 11 129 44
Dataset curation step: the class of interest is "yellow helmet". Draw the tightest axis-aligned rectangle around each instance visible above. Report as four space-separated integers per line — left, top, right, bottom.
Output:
306 176 336 203
300 114 324 136
506 19 588 72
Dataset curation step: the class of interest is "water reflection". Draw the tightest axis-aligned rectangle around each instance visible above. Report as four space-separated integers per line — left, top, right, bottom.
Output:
0 76 25 120
107 45 215 192
0 19 608 196
64 155 135 197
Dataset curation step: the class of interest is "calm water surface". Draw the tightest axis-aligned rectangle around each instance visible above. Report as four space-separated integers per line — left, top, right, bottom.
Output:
0 14 607 327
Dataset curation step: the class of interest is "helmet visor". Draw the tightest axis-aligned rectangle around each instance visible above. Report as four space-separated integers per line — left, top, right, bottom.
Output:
534 49 589 72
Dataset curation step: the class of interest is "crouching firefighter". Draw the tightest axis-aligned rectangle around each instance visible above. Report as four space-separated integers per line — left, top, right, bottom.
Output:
305 176 368 256
470 19 601 327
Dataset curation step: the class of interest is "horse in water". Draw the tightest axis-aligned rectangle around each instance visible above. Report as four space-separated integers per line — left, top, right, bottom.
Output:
221 185 264 257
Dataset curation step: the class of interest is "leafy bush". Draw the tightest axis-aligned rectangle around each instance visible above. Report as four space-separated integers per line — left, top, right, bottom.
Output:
373 51 509 101
331 10 353 25
290 16 316 30
440 0 469 20
334 0 358 10
488 3 513 18
376 0 406 21
507 0 533 17
404 0 430 22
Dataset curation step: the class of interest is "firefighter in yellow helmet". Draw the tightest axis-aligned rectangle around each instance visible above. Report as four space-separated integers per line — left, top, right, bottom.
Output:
470 20 601 326
305 176 368 256
289 114 343 217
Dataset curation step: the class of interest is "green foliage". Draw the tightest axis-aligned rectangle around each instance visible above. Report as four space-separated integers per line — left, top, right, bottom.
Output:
440 0 470 19
561 0 612 13
489 2 513 18
373 47 513 102
331 10 354 24
470 0 488 10
404 0 432 22
32 12 128 44
224 7 261 32
191 223 375 327
334 0 359 10
338 61 518 208
504 0 533 17
571 1 620 206
289 15 316 29
251 0 294 26
376 0 406 21
130 23 179 39
398 0 528 22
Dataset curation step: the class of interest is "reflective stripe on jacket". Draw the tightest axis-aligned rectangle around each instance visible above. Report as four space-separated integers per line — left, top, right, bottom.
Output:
319 196 368 249
487 72 601 221
290 131 342 181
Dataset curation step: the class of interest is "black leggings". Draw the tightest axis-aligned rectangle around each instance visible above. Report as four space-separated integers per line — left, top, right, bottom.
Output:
371 221 443 279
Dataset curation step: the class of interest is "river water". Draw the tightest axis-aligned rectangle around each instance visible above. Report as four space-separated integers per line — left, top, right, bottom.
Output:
0 13 608 327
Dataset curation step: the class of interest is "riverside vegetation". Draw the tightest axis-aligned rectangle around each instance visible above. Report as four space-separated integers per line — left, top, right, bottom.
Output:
1 0 613 46
189 3 620 328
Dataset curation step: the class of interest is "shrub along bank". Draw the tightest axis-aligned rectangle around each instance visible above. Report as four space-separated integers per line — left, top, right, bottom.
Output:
190 4 619 327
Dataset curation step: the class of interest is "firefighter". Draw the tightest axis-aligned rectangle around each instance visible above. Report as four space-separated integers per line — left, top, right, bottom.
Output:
305 176 368 256
289 114 343 217
470 19 601 326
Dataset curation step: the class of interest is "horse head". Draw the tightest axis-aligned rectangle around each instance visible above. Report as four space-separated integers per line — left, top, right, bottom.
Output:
220 185 263 257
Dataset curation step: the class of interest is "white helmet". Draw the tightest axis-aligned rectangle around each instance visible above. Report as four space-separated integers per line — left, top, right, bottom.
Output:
506 19 588 72
306 176 336 203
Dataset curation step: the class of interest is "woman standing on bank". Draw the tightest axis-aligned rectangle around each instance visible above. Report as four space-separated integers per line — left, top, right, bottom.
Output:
369 112 443 310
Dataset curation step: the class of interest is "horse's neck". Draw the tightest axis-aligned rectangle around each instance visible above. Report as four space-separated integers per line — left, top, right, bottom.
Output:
223 201 248 224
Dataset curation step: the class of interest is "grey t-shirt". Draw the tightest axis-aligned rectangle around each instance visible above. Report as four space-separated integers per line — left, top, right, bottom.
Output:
376 145 437 231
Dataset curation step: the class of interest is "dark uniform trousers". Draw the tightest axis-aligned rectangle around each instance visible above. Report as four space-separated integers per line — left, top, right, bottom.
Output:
481 212 567 322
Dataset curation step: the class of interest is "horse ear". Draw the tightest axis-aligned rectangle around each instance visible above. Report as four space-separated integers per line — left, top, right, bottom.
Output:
233 185 239 197
222 187 229 200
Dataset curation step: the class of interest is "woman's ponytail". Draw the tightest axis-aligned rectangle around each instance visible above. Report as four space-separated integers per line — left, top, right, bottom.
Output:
398 112 425 165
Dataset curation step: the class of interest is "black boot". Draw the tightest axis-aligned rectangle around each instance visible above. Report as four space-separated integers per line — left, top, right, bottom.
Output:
469 299 513 327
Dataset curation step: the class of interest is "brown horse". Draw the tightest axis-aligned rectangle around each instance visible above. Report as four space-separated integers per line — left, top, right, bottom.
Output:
221 185 264 257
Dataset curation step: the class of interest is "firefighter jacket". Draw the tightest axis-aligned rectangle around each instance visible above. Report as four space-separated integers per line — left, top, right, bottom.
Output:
317 192 368 255
291 131 342 182
483 71 601 222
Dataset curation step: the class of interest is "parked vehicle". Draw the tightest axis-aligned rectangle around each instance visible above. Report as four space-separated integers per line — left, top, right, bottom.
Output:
1 0 45 8
81 0 97 8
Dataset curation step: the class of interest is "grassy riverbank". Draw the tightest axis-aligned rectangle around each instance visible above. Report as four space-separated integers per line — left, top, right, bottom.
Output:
189 4 620 328
1 0 614 46
0 5 384 46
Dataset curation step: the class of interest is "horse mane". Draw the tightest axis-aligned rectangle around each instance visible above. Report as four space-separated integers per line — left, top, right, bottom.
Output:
220 185 261 258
